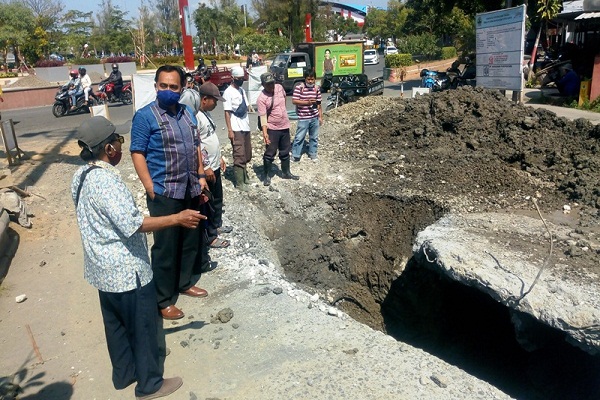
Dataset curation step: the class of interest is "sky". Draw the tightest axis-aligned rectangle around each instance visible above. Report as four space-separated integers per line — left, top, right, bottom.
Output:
61 0 390 21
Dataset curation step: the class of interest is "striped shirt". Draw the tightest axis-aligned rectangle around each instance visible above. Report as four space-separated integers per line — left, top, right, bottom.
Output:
130 100 202 199
293 84 321 120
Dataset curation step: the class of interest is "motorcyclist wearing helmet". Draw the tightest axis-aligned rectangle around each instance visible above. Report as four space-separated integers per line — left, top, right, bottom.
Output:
196 57 206 73
195 57 211 83
79 67 93 105
106 63 123 99
67 69 82 110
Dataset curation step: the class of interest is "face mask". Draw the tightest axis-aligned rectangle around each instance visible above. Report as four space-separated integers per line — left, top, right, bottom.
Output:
157 89 181 107
305 83 315 88
233 78 244 87
107 144 122 166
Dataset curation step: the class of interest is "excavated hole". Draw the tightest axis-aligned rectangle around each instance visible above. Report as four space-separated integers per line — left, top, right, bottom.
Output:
272 192 600 400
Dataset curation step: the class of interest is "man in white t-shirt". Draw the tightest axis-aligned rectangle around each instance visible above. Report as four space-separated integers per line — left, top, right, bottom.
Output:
223 66 252 191
196 82 233 253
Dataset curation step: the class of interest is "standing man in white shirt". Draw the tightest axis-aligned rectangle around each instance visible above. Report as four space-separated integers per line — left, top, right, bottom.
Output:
196 82 232 253
223 66 252 191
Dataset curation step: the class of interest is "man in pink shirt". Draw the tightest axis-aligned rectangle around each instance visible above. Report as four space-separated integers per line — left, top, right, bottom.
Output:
257 72 299 186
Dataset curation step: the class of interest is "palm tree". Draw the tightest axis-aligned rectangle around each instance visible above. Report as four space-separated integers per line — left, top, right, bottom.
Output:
527 0 561 82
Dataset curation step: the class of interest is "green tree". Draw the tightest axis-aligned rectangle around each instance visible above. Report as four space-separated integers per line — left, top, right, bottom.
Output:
21 0 63 60
0 2 35 66
95 0 133 56
154 0 181 54
251 0 316 46
364 8 393 43
194 0 246 55
363 1 407 44
61 10 94 56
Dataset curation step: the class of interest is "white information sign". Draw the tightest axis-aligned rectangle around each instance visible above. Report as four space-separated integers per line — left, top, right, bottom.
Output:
475 5 526 91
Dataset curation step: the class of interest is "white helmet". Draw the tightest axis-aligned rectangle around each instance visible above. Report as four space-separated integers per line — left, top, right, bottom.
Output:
231 66 244 78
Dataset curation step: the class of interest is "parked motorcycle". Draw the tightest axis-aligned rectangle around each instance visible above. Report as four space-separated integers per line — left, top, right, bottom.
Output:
52 86 98 117
325 81 355 111
420 69 451 91
96 81 133 105
420 57 476 91
447 58 476 89
321 72 334 93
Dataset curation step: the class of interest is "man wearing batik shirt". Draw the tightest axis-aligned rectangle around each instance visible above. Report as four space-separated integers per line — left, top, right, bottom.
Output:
291 70 322 162
72 116 204 399
130 65 209 321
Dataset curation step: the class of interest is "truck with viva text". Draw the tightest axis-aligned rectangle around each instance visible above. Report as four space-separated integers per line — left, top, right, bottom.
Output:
270 41 367 94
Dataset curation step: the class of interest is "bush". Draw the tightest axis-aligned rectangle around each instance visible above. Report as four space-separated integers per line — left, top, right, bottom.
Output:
0 72 18 78
149 56 185 67
441 47 457 59
397 33 441 61
105 56 134 64
71 57 102 65
385 53 412 68
35 59 65 67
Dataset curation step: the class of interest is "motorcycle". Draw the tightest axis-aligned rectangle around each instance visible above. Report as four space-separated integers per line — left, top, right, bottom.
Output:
447 58 476 89
325 81 355 111
52 86 98 118
420 69 451 92
420 57 476 91
96 81 133 105
321 72 334 93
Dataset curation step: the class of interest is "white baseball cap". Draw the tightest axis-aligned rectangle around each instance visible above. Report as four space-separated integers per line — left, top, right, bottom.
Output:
231 66 244 78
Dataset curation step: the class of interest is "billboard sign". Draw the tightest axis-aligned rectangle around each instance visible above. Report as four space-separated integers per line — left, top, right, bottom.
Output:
475 5 526 91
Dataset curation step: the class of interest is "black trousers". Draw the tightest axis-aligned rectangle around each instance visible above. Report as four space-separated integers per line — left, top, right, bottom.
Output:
147 193 201 308
205 168 223 245
99 278 162 397
263 128 291 163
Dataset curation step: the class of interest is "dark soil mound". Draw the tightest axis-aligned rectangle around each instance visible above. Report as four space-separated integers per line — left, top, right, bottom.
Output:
331 86 600 213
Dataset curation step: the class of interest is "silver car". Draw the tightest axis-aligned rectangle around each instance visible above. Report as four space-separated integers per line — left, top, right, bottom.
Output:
364 49 379 65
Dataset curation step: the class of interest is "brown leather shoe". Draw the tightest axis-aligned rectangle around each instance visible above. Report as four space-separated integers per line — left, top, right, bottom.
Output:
160 305 184 320
180 286 208 298
136 376 183 400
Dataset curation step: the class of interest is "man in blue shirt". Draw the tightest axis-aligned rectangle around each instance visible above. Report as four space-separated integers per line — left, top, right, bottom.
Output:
131 65 209 320
72 116 204 399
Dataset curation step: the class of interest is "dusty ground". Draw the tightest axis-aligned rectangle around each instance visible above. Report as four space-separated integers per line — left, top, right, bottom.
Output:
2 86 600 399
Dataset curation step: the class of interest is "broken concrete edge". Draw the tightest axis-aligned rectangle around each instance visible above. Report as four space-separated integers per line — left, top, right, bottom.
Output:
412 212 600 356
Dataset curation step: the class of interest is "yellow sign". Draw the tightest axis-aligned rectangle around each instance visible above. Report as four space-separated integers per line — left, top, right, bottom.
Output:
579 80 591 106
287 67 304 78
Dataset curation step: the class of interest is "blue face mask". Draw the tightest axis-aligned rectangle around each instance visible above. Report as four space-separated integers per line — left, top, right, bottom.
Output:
157 89 181 107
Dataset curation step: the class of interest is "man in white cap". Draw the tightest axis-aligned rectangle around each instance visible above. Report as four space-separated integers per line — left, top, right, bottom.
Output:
223 66 252 191
72 116 204 399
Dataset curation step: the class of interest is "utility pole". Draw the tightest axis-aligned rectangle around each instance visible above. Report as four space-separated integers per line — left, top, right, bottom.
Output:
178 0 195 70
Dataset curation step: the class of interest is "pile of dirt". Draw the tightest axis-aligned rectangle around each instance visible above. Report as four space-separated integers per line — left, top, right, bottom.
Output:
326 86 600 213
6 75 55 88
